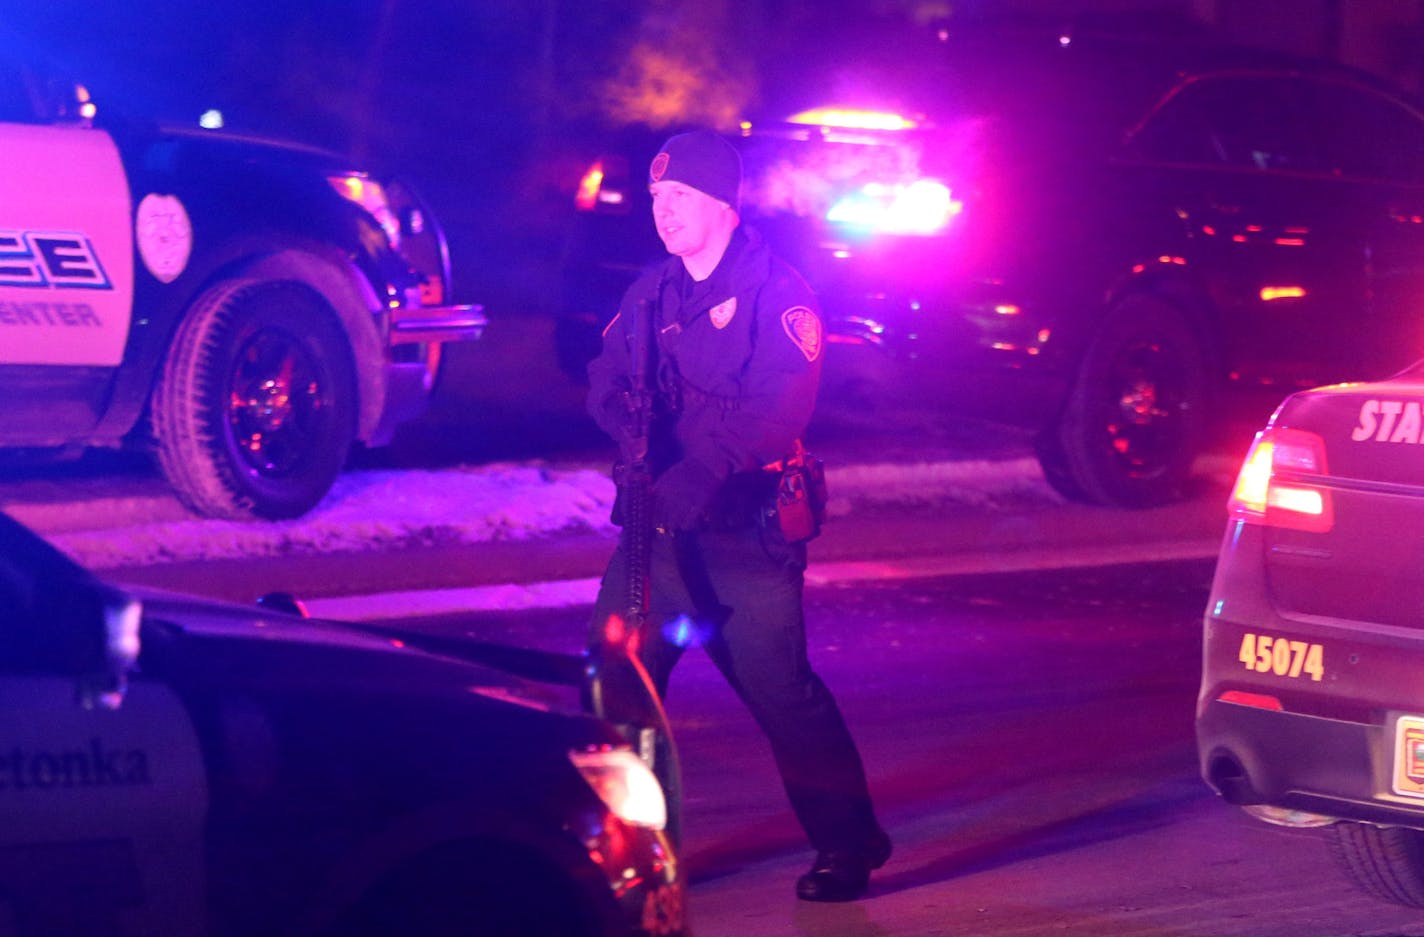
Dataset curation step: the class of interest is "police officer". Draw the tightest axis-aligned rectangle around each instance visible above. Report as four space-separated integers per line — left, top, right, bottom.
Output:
586 128 891 902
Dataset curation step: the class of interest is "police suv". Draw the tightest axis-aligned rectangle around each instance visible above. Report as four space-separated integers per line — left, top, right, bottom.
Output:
561 24 1424 508
0 60 485 519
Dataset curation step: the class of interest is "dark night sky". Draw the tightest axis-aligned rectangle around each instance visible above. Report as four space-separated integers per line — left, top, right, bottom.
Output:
0 1 954 302
0 0 1226 309
0 1 666 305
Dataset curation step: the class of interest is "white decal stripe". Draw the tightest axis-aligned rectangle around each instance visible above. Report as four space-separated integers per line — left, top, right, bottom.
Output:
0 125 133 366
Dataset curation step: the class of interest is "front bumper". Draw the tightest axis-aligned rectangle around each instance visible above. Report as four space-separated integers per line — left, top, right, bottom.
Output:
388 302 487 346
590 821 686 936
368 301 486 444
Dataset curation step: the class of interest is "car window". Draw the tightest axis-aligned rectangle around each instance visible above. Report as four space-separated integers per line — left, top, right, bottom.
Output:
1301 79 1424 185
1132 74 1324 174
0 61 38 124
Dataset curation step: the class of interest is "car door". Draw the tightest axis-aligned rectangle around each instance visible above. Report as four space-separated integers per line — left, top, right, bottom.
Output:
1124 72 1374 392
0 524 208 936
0 62 134 444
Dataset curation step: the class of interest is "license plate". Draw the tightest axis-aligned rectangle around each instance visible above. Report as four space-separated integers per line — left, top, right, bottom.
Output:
1392 715 1424 798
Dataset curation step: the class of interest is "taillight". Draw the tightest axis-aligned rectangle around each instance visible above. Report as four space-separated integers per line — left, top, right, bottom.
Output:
574 161 605 211
328 174 401 247
574 155 631 214
1228 427 1333 532
826 178 962 236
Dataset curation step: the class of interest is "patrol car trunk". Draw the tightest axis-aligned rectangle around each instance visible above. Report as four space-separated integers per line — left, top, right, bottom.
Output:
1256 373 1424 629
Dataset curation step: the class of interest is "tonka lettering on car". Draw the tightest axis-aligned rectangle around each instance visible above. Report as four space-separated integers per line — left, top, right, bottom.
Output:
1351 399 1424 444
0 231 112 289
0 740 151 790
1237 632 1324 682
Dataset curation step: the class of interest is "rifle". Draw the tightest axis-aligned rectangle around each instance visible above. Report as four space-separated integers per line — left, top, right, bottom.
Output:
585 292 683 846
620 294 655 644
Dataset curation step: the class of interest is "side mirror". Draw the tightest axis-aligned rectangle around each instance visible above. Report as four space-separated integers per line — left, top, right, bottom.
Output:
256 591 310 617
0 515 139 709
78 588 142 710
37 75 96 127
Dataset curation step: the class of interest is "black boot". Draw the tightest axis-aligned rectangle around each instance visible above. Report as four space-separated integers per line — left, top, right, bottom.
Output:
795 830 892 902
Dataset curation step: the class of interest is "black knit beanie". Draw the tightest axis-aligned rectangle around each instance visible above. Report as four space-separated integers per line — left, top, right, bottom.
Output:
648 129 742 209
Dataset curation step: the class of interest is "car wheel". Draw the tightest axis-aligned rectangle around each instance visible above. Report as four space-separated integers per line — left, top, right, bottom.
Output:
152 279 357 520
1037 295 1207 507
1330 821 1424 907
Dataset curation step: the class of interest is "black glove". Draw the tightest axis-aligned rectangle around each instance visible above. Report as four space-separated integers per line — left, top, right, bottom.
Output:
594 380 632 430
595 382 651 450
651 459 721 532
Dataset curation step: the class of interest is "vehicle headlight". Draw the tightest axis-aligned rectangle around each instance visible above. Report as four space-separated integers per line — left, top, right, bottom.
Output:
328 174 401 247
569 747 667 830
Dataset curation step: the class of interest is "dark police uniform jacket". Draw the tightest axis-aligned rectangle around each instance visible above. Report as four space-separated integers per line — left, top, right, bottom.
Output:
587 226 824 524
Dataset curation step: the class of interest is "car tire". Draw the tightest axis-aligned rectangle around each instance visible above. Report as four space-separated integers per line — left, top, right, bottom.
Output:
1036 294 1207 507
152 279 357 520
1330 821 1424 907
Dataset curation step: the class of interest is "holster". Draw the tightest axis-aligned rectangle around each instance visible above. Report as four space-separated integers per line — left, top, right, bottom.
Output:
773 451 827 543
633 447 829 542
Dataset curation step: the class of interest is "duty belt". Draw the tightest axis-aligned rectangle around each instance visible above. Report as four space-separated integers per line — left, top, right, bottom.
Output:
704 469 779 530
665 374 741 416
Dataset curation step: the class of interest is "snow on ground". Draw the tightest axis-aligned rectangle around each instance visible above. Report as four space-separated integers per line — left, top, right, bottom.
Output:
0 456 1056 570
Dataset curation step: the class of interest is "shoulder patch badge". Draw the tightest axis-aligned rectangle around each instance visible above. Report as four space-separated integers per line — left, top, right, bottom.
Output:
781 306 822 362
710 297 736 329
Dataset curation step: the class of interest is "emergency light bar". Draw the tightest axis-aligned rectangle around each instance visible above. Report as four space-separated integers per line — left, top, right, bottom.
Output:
787 108 919 131
827 179 962 236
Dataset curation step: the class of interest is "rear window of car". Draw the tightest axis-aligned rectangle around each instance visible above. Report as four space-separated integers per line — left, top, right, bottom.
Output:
1126 68 1424 185
1302 80 1424 185
1130 74 1325 172
0 62 38 124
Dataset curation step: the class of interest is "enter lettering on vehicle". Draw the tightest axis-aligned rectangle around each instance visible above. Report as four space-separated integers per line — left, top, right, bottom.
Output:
1238 632 1324 682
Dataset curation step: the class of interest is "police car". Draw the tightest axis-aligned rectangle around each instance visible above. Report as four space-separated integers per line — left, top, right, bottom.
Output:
0 509 685 936
0 59 485 520
560 22 1424 507
1197 359 1424 908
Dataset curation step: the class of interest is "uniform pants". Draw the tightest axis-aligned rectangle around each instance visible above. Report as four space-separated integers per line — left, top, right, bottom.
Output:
589 523 882 855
